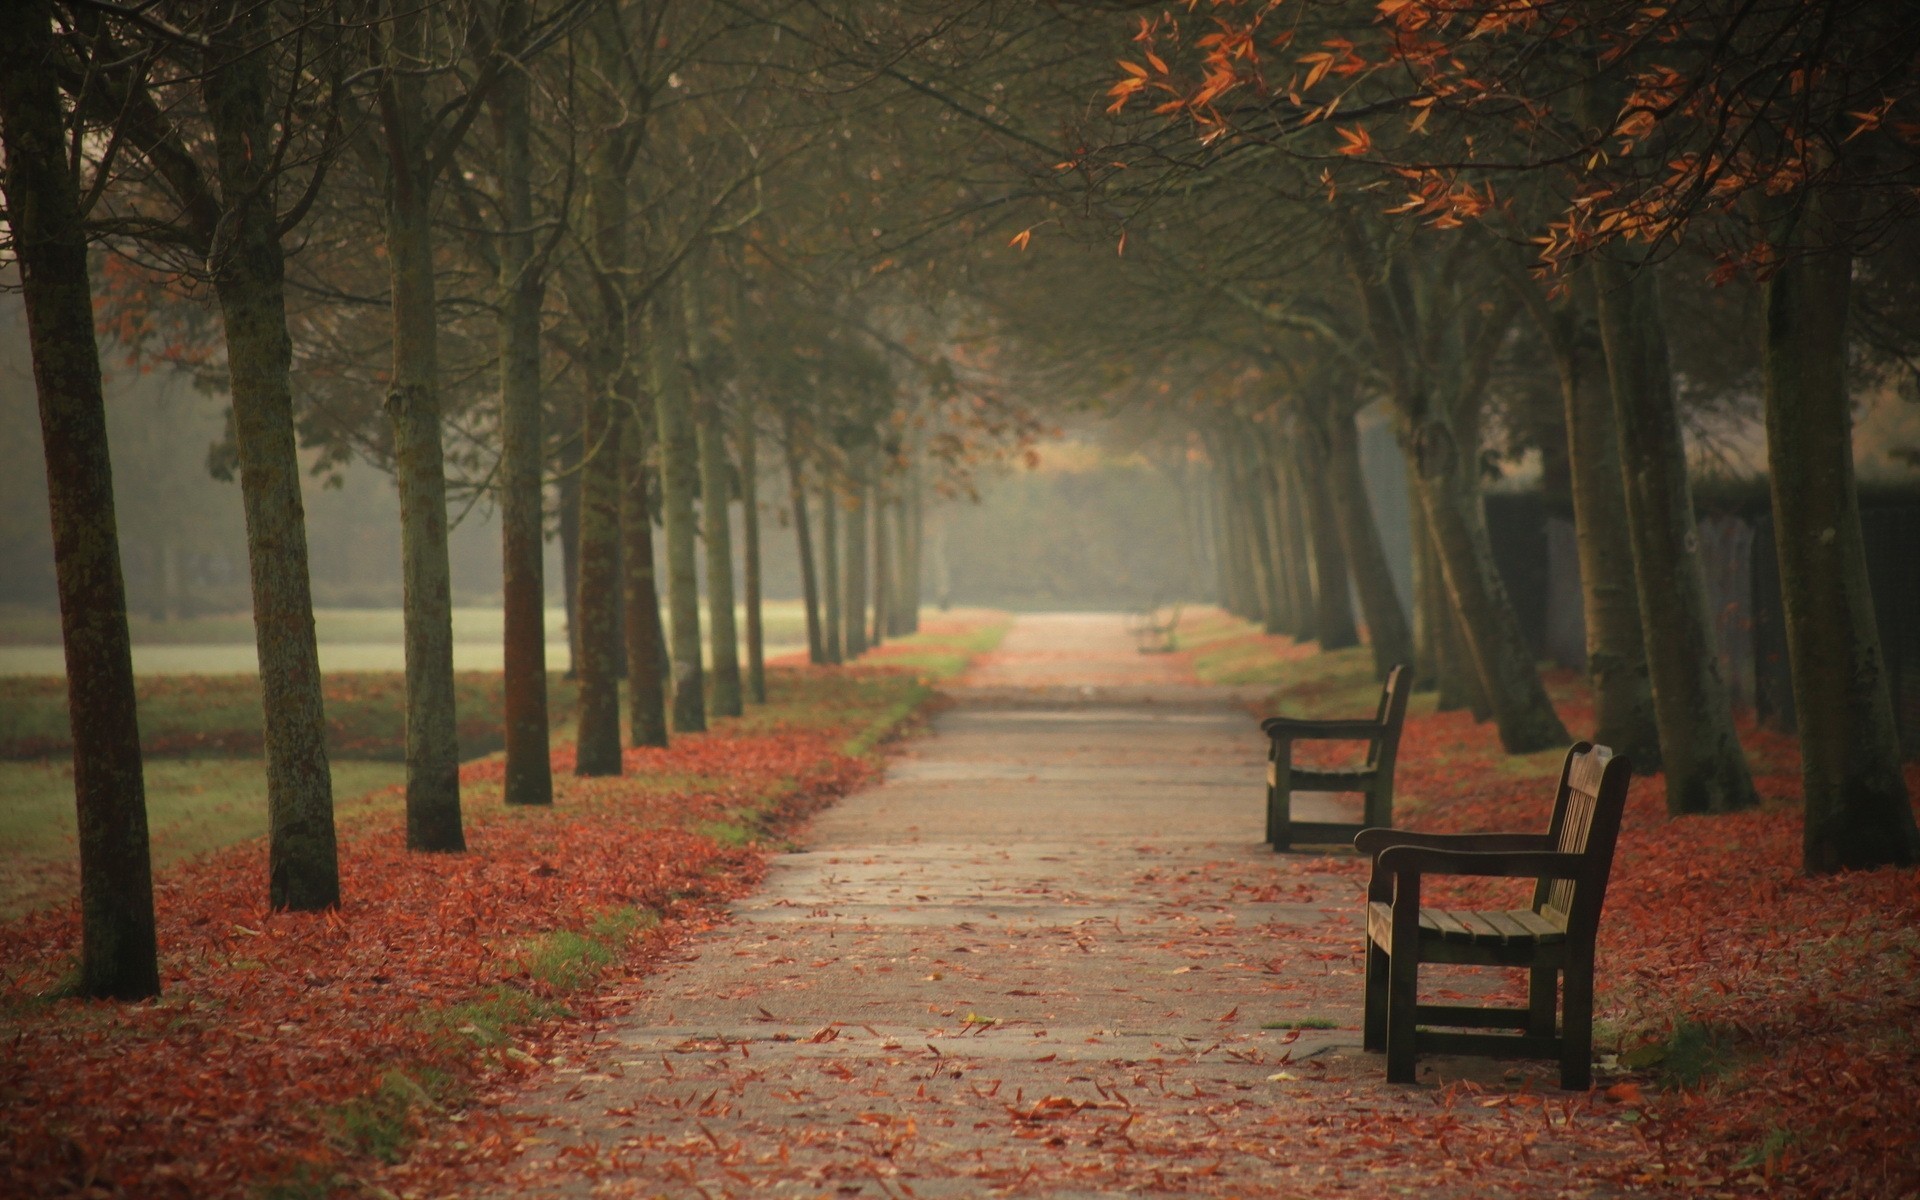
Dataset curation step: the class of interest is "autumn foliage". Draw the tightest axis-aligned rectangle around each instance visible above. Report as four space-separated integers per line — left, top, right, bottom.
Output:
1220 630 1920 1197
0 664 927 1199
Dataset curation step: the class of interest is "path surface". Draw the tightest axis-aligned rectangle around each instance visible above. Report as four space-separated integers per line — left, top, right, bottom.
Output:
479 615 1636 1198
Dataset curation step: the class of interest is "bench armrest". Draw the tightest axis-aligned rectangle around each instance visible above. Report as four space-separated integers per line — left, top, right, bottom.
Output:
1353 829 1552 857
1261 716 1383 740
1378 847 1584 880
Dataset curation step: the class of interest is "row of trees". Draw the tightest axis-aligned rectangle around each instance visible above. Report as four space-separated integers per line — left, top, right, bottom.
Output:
0 0 1046 999
7 0 1915 1001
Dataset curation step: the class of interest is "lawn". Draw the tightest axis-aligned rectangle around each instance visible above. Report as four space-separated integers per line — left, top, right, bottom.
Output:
1183 607 1920 1197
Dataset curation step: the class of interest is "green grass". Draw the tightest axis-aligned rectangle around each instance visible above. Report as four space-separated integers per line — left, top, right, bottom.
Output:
1260 1016 1341 1030
0 758 407 917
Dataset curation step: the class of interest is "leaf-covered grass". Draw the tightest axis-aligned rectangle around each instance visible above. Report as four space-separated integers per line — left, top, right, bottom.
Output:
1194 608 1920 1198
0 615 1006 1200
0 759 408 918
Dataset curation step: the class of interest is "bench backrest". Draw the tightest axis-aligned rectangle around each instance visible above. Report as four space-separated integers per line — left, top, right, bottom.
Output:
1531 743 1631 945
1363 665 1412 772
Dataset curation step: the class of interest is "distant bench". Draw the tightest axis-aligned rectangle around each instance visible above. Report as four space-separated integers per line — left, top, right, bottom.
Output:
1261 664 1408 851
1128 602 1182 654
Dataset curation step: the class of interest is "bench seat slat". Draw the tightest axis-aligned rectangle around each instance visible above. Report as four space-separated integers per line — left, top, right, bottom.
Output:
1368 902 1566 948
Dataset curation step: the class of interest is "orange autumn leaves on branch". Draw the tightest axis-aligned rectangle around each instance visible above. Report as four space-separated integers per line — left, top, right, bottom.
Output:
1109 0 1920 275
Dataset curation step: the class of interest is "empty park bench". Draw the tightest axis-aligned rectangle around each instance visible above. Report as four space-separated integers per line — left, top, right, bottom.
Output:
1129 601 1182 654
1355 742 1632 1089
1262 664 1408 851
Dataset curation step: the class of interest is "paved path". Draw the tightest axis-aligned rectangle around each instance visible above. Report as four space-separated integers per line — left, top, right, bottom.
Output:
480 615 1632 1198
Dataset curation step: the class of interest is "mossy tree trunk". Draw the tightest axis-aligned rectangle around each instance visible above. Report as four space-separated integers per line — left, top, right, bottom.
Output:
489 0 551 806
1292 426 1359 651
658 324 706 731
1320 400 1413 678
0 0 158 997
1761 208 1918 870
380 0 463 850
1593 260 1756 812
820 478 844 664
843 467 869 659
573 379 625 776
202 4 340 907
738 404 766 704
784 419 825 664
621 406 669 748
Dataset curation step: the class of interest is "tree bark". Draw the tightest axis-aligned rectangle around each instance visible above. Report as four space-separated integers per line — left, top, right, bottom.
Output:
491 2 551 806
0 1 158 997
739 405 766 703
658 333 706 731
1554 278 1661 767
683 267 741 718
621 403 669 748
871 472 890 650
821 479 845 663
1406 472 1439 692
557 396 583 679
382 0 462 850
203 5 339 908
574 382 624 775
1338 216 1566 752
696 404 742 716
1293 430 1360 650
1762 224 1918 870
843 468 869 658
1322 403 1413 677
784 422 825 664
1593 261 1757 812
1274 451 1319 640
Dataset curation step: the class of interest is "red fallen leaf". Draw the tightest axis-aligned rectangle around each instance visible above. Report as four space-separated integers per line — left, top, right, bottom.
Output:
1011 1095 1090 1121
1603 1083 1643 1105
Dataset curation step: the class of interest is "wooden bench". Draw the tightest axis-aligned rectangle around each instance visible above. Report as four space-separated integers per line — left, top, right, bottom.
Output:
1356 742 1632 1089
1129 602 1182 654
1262 664 1408 851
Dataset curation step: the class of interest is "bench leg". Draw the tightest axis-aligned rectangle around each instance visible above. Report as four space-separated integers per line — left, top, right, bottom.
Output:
1559 961 1594 1090
1268 748 1293 852
1385 944 1419 1084
1527 965 1557 1039
1363 937 1388 1053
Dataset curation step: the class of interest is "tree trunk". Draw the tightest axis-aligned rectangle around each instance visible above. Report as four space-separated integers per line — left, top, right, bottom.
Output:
1294 432 1360 650
1407 476 1439 691
557 396 583 679
900 465 923 633
622 405 669 748
1593 261 1756 812
574 382 624 775
1238 440 1282 633
1323 404 1412 677
1556 279 1661 767
382 2 462 851
0 3 159 997
696 405 742 716
871 475 890 650
657 334 706 731
821 480 844 663
203 7 339 909
1254 446 1297 635
492 5 551 807
739 405 766 703
784 422 824 664
1408 428 1565 750
843 469 869 658
1762 228 1918 871
1275 452 1319 640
